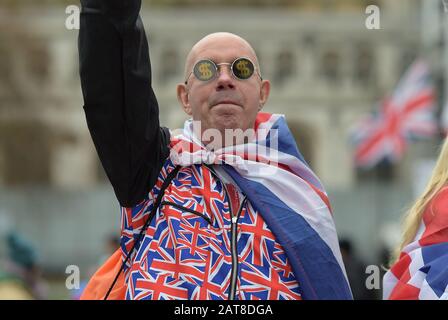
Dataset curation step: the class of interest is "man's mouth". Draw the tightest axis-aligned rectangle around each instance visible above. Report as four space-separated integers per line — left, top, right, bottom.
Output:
213 101 241 107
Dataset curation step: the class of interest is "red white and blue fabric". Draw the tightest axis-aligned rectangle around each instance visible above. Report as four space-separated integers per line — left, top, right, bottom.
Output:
120 112 352 300
383 186 448 300
352 59 437 168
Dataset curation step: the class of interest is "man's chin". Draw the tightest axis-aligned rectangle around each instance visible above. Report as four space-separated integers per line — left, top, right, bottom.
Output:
214 117 241 132
208 108 239 127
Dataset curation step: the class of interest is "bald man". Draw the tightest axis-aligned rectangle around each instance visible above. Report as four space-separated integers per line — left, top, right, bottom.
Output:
79 0 352 300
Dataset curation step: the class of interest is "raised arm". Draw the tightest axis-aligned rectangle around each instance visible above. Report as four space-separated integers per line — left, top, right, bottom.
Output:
78 0 170 208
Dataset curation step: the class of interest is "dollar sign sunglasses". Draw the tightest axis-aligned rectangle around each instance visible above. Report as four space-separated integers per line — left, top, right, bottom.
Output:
184 57 262 85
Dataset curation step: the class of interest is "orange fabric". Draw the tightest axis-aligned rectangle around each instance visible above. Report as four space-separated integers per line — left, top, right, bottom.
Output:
80 249 126 300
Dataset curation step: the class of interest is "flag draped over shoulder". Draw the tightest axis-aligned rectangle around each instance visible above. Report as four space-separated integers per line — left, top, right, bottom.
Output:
383 186 448 300
170 112 352 299
351 59 437 168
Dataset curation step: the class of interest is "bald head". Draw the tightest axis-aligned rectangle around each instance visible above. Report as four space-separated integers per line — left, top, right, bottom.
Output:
184 32 261 81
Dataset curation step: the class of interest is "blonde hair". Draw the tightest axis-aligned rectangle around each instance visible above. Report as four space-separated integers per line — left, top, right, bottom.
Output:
392 137 448 264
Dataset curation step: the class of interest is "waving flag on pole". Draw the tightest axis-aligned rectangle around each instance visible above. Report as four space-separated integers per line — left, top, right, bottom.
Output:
351 59 437 168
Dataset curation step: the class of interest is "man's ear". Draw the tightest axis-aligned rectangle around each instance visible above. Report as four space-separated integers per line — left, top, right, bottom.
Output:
258 79 271 110
177 83 192 116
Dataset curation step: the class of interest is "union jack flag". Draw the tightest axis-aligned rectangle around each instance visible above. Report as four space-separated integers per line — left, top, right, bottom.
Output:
383 186 448 300
352 59 437 168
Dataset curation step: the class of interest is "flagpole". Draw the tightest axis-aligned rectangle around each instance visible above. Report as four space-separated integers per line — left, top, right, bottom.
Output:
443 2 448 134
422 0 441 50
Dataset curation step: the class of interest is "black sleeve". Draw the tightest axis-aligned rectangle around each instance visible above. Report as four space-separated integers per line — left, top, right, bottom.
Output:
78 0 170 208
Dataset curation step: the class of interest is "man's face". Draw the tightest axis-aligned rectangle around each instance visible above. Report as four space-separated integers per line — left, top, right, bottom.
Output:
177 33 270 147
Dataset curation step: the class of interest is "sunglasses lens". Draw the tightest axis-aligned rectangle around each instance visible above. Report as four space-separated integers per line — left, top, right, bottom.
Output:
193 60 217 81
232 58 255 80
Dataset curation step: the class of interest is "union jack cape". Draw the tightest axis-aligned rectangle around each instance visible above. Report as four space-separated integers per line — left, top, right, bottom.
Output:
383 186 448 299
168 112 352 299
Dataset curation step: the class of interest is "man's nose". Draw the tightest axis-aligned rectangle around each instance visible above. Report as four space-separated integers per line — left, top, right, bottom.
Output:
215 66 235 90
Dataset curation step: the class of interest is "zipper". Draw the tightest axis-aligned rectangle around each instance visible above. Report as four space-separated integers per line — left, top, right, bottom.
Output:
227 191 247 300
160 201 212 225
205 164 247 300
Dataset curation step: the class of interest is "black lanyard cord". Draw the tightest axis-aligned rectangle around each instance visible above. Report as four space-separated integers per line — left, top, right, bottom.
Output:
104 165 181 300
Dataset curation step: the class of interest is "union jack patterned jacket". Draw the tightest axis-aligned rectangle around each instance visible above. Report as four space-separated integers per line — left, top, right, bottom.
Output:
121 159 302 300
